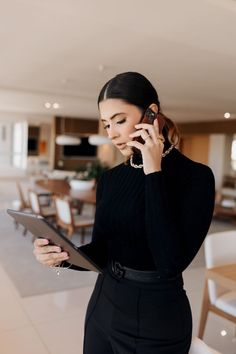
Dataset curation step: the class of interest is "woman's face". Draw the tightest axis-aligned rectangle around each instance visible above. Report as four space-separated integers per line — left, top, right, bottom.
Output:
99 99 143 157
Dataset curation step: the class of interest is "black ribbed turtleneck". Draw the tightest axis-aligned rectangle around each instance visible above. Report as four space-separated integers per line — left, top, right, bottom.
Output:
71 148 215 277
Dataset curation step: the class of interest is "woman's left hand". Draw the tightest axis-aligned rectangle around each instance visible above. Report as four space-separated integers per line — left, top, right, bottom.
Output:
127 118 164 175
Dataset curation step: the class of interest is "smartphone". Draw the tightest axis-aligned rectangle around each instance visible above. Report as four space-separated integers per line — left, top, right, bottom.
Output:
132 108 165 154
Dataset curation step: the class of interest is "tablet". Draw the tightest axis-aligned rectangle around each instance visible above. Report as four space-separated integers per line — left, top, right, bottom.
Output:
7 209 103 274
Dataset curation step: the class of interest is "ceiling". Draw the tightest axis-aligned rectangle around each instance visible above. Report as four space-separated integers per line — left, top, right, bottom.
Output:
0 0 235 123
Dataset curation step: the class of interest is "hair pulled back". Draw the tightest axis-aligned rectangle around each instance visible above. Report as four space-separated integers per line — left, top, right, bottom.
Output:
98 72 180 147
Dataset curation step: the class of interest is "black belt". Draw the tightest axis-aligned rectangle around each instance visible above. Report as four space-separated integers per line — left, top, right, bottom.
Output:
110 261 162 282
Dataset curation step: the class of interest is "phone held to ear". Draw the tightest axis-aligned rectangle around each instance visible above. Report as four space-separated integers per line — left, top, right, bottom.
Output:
132 108 165 154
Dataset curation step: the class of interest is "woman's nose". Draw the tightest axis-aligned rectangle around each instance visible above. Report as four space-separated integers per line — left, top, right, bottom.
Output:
107 126 119 140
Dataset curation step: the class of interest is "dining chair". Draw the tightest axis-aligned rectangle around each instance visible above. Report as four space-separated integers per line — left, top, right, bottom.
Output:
14 182 33 235
198 230 236 339
28 190 56 220
54 195 94 243
189 337 221 354
16 182 31 210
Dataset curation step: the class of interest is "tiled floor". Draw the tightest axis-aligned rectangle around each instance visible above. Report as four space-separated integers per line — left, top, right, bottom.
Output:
0 180 235 353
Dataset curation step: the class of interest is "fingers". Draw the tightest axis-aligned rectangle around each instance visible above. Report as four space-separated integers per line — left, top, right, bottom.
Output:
33 237 69 267
126 140 144 151
34 239 61 254
138 119 160 136
133 123 156 140
37 252 69 267
153 118 160 135
133 122 165 144
34 238 49 247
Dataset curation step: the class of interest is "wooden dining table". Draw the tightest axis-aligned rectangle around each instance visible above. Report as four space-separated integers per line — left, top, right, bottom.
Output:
206 263 236 291
36 179 97 205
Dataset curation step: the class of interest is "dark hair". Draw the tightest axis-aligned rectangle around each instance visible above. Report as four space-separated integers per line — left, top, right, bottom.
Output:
97 72 180 147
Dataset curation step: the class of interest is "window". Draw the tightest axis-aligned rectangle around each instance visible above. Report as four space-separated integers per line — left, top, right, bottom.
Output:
231 135 236 171
12 122 28 169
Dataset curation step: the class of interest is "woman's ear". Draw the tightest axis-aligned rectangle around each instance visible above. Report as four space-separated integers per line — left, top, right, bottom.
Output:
148 103 159 114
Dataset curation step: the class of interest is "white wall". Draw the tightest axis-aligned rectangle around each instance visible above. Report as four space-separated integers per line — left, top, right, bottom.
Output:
0 112 53 124
208 134 226 190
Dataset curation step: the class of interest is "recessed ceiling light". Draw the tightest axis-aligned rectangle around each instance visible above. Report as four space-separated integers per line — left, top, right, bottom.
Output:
224 112 231 119
44 102 51 109
220 330 227 336
53 102 60 109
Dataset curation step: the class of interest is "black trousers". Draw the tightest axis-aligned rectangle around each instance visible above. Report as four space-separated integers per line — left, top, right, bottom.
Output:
83 267 192 354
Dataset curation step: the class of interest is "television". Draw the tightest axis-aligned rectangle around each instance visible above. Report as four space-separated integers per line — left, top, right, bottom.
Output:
63 137 97 158
28 137 38 155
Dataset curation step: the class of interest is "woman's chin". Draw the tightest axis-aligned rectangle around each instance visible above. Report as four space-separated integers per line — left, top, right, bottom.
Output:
119 147 133 156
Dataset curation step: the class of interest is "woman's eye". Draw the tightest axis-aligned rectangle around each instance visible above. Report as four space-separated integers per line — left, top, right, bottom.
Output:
103 119 126 130
117 119 126 125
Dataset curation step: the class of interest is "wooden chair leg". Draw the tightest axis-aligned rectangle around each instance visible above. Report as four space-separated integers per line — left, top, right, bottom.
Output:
198 279 210 339
22 227 27 236
67 226 74 240
81 228 85 244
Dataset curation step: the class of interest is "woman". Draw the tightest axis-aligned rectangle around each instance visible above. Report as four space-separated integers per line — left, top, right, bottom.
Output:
33 72 215 354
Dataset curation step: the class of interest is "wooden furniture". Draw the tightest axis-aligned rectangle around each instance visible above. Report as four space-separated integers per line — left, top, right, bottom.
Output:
213 204 236 221
199 264 236 339
198 232 236 339
16 182 31 210
221 175 236 189
54 196 94 242
213 174 236 221
213 187 236 221
206 263 236 291
14 182 32 235
36 179 96 205
28 190 56 219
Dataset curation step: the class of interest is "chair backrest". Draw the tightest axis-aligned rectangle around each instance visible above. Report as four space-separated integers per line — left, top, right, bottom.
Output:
189 337 221 354
28 190 41 214
204 231 236 304
16 182 28 209
54 197 72 225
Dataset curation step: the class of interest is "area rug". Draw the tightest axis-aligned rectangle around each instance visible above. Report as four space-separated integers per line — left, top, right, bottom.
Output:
0 211 97 297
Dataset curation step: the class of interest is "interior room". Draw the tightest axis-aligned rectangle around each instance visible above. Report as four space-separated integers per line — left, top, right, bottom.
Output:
0 1 235 353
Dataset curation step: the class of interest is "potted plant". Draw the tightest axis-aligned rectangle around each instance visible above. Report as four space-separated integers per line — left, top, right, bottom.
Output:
69 160 109 190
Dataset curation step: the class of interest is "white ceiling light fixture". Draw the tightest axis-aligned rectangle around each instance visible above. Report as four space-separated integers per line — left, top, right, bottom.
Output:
44 102 51 109
88 134 111 146
44 102 60 109
56 135 81 145
56 117 81 146
224 112 231 119
53 102 60 109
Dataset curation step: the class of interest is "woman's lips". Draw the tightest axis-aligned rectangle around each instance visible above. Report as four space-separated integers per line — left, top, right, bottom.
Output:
116 143 126 150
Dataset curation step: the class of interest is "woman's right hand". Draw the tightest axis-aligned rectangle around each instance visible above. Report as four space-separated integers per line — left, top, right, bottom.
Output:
33 238 69 267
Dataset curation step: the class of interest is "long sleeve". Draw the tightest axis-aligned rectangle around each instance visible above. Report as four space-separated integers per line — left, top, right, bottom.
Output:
145 164 215 277
63 172 108 271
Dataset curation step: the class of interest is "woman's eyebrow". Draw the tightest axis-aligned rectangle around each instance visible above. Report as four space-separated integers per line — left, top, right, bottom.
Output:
101 112 125 122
